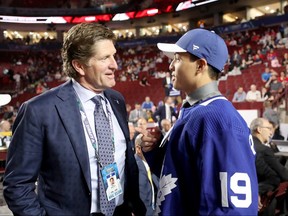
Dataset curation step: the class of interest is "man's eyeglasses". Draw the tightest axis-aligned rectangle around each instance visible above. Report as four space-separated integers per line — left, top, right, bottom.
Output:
259 126 273 130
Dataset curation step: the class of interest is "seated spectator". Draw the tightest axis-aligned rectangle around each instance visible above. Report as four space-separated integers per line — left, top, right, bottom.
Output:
251 118 288 181
226 54 233 71
245 54 254 67
261 67 272 83
283 71 288 86
136 117 148 132
2 105 14 120
119 71 127 82
129 102 147 126
256 49 266 62
265 72 284 98
35 82 47 94
0 119 12 147
278 71 286 84
154 71 166 79
285 65 288 76
263 101 280 127
239 59 248 70
259 86 274 102
251 31 260 42
54 70 62 80
146 110 155 123
250 118 282 216
44 73 53 82
262 101 285 141
282 53 288 66
266 48 277 62
141 96 154 111
232 86 246 102
252 54 263 65
271 126 285 141
246 84 261 102
231 50 241 67
229 65 241 76
276 37 288 49
245 44 253 56
160 119 172 136
228 37 237 46
139 75 151 87
0 120 11 132
271 56 282 68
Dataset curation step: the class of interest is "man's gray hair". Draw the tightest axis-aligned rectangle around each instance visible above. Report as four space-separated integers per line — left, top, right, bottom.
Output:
250 118 265 134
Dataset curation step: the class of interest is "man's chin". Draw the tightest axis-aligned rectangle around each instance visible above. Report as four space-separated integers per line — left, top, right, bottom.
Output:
172 84 180 91
106 80 116 88
110 81 116 88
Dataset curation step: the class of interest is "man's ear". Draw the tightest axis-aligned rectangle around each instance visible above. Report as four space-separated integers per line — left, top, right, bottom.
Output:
196 59 208 73
256 126 261 134
71 59 85 76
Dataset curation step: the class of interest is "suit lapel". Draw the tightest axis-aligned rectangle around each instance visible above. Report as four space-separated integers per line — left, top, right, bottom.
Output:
55 81 91 191
105 91 129 140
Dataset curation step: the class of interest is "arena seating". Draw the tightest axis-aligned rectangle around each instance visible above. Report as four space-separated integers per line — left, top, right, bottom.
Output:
1 24 288 116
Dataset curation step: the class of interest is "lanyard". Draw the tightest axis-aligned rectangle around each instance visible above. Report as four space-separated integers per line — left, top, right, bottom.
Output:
74 91 114 168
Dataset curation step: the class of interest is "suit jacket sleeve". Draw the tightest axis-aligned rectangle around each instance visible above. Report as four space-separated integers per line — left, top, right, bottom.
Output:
171 107 178 119
162 78 167 87
152 106 162 122
3 102 46 216
128 110 137 123
256 152 280 195
263 147 288 181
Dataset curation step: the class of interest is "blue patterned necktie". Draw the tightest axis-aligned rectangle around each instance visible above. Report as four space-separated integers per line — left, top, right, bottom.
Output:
92 95 115 216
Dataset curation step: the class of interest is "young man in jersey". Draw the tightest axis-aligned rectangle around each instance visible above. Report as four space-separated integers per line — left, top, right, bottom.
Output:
138 29 258 215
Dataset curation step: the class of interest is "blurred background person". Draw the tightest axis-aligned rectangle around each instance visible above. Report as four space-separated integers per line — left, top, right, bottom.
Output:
232 86 246 102
134 134 158 216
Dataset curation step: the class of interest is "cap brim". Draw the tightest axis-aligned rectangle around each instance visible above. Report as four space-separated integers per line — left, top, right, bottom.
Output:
157 43 186 59
0 94 11 106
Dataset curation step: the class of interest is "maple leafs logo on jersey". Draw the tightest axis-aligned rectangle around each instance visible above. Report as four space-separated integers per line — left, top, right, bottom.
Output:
156 174 178 214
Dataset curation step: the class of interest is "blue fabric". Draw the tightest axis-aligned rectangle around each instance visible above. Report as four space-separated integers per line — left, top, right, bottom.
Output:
261 73 271 82
156 96 258 215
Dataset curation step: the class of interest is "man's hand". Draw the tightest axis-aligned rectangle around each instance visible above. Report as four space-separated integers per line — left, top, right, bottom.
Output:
135 127 160 152
258 195 263 211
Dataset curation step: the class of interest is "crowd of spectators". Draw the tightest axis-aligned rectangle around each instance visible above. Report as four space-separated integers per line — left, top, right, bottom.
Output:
224 26 288 77
1 24 288 129
1 17 288 216
220 25 288 121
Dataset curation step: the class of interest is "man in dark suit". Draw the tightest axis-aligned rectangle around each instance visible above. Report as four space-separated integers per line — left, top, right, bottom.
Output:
153 96 177 128
250 117 286 215
134 134 158 216
3 23 145 216
162 72 172 96
128 102 147 126
251 118 288 182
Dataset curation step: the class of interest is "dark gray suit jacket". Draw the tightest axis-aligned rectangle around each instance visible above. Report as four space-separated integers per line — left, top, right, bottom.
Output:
134 154 158 216
3 80 145 216
254 136 288 182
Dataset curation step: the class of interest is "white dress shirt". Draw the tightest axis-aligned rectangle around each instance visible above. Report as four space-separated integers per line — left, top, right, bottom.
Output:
72 79 126 213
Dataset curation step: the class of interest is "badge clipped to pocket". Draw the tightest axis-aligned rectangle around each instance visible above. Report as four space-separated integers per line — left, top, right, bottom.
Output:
100 162 123 201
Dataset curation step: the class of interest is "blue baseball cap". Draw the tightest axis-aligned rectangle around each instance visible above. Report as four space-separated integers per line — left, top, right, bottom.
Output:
157 28 228 72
